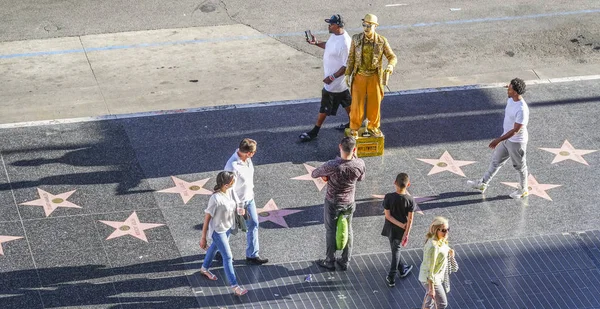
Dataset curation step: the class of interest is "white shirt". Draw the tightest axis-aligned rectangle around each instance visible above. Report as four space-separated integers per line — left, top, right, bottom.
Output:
323 32 351 93
224 150 255 202
205 189 237 240
503 97 529 143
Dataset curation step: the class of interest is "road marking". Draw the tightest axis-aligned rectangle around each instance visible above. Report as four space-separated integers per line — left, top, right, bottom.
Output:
385 4 408 7
1 8 600 59
1 74 599 129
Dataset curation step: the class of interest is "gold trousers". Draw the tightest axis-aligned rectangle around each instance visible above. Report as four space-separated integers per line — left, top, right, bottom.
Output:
350 74 384 130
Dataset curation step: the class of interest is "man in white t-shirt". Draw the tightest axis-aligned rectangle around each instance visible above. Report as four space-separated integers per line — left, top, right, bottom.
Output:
299 14 352 142
468 78 530 199
224 138 268 265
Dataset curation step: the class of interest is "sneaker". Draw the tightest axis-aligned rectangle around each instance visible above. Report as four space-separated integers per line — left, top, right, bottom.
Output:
385 275 396 287
467 179 488 193
335 123 350 131
246 256 269 265
316 259 336 271
509 189 529 199
399 264 413 278
335 258 348 271
299 132 317 142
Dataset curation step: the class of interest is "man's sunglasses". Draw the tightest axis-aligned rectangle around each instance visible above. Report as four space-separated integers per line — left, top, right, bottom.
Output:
362 22 374 28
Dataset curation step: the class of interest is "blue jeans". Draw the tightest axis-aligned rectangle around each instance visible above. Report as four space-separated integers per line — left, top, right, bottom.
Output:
244 199 260 258
202 230 237 286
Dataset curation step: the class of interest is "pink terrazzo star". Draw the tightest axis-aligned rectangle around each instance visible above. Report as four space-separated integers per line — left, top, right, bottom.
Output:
158 176 212 204
99 211 165 242
501 175 561 201
417 151 477 177
291 163 326 191
372 193 435 215
257 199 303 228
0 235 23 256
19 188 81 217
540 140 597 166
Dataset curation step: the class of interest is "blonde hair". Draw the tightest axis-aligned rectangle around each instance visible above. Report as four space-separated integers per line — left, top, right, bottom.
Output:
425 216 449 243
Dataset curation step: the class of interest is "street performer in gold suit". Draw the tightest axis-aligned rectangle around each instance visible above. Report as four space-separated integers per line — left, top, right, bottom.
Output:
345 14 397 138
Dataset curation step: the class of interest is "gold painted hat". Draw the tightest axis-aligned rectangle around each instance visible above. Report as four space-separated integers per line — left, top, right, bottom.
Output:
362 14 379 25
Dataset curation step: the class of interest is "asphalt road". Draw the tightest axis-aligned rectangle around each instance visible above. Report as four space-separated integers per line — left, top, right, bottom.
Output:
2 0 600 83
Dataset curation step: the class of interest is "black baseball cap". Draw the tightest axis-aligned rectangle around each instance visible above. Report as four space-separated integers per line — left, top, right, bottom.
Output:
325 14 344 27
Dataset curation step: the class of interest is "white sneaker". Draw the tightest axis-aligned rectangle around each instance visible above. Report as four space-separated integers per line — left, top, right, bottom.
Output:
467 179 488 193
509 189 529 199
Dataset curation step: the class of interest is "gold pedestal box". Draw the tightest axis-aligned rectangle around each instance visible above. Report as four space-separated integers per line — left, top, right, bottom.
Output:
344 128 385 157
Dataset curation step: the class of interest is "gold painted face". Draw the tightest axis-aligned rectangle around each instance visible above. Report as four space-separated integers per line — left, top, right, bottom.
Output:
362 22 376 35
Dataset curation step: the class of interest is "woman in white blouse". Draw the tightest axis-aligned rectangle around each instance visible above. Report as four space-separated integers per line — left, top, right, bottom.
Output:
419 216 454 309
199 171 248 296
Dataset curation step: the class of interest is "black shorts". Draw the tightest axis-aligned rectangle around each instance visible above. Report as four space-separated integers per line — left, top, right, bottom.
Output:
320 88 351 116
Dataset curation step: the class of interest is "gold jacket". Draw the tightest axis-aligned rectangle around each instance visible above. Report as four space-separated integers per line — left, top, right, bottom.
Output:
345 32 397 86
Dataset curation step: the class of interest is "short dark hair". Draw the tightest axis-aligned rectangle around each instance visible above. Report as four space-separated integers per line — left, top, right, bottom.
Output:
510 78 526 95
340 136 356 153
395 173 409 188
239 138 257 153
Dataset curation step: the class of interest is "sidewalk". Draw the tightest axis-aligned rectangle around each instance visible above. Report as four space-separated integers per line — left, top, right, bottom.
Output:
191 230 600 309
2 24 600 125
1 78 599 308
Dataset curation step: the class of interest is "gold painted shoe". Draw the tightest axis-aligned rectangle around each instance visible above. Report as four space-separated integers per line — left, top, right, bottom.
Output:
368 128 383 137
349 130 359 138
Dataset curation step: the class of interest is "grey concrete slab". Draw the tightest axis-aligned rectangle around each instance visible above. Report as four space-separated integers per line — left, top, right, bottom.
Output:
0 166 20 222
34 248 114 286
22 215 104 255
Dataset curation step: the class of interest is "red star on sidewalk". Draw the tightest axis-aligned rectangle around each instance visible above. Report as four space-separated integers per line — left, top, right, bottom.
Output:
540 140 597 166
291 163 327 191
417 151 476 177
372 193 435 215
501 175 561 201
19 188 81 217
257 199 303 228
0 235 23 256
158 176 212 204
99 211 165 242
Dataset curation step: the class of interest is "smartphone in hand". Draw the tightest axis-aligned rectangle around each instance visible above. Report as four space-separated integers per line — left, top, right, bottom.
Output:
305 30 315 43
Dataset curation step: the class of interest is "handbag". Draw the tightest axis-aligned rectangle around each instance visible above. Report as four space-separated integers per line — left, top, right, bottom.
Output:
443 252 459 293
235 211 248 233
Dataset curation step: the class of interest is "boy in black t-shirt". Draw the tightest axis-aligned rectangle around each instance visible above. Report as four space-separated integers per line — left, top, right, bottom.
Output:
381 173 415 287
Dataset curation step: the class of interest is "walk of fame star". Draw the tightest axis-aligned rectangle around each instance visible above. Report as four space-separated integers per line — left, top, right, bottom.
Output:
291 163 326 191
417 151 476 177
99 211 165 242
540 140 597 166
19 188 81 217
257 199 303 228
501 175 561 201
158 176 212 204
372 193 435 215
0 235 23 256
